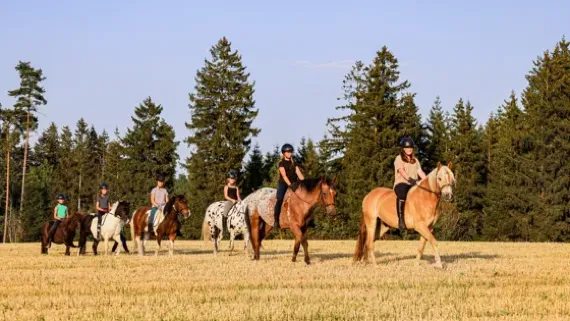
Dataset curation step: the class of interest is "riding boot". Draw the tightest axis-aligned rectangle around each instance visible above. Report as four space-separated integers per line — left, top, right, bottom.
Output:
397 199 406 231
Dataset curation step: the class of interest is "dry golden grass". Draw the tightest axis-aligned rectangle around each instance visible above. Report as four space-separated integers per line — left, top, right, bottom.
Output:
1 238 570 321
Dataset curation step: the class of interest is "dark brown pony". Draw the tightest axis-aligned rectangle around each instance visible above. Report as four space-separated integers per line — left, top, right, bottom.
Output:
130 194 191 256
78 200 131 255
40 212 83 255
247 177 337 264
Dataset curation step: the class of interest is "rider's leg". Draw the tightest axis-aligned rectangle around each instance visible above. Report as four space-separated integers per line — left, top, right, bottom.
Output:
394 183 411 231
274 182 288 229
96 211 103 239
47 220 62 247
149 207 157 235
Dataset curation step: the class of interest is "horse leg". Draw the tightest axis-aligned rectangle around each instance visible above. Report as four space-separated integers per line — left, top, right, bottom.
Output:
104 238 110 256
415 224 442 268
169 234 175 257
364 217 378 265
290 224 303 263
114 234 122 256
251 213 261 261
300 226 310 265
93 240 99 256
244 229 251 258
137 234 145 256
65 245 71 256
416 236 427 264
228 229 235 256
155 233 162 256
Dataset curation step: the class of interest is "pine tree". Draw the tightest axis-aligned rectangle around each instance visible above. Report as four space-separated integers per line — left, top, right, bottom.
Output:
298 138 321 178
242 143 264 196
326 46 419 232
262 145 281 187
122 97 179 208
521 37 570 241
424 96 450 170
72 119 90 211
33 123 59 169
185 37 259 217
55 126 75 205
7 61 46 224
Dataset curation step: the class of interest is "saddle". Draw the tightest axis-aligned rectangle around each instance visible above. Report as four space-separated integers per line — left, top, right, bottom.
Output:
147 209 165 234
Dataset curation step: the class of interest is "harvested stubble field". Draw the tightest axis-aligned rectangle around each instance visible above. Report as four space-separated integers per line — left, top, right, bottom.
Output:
1 239 570 321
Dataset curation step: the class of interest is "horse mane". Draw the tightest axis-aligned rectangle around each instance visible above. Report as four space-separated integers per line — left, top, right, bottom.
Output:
290 177 333 193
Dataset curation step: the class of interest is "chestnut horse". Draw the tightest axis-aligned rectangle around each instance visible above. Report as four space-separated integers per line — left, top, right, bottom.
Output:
353 162 455 268
40 212 83 255
246 177 337 264
130 194 191 256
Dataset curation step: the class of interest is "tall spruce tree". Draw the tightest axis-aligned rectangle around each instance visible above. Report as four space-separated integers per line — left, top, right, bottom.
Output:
521 37 570 241
185 37 259 217
424 96 450 169
326 46 420 232
55 126 75 205
122 97 179 209
72 119 90 211
8 61 47 223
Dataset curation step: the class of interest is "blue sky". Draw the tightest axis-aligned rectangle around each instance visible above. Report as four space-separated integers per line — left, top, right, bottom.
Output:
1 1 568 171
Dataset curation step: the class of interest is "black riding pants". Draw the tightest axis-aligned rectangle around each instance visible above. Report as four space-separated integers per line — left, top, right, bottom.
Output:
394 183 412 200
48 220 63 240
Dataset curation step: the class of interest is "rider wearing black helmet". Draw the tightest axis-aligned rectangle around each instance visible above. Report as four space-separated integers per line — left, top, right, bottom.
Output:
223 170 241 216
274 143 305 229
95 183 111 240
394 137 426 230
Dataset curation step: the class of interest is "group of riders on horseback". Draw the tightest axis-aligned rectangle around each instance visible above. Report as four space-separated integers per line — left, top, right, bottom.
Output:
46 136 432 259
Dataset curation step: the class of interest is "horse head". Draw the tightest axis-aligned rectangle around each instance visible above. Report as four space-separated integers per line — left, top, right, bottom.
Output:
167 194 191 220
319 176 338 216
435 161 455 202
110 200 131 223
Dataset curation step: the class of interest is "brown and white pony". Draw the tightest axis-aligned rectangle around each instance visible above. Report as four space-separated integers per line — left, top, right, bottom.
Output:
246 177 337 264
130 194 191 256
40 212 83 256
353 162 455 268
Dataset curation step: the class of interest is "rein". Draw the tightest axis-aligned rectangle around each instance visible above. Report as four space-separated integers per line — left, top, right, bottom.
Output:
414 169 452 197
290 183 335 208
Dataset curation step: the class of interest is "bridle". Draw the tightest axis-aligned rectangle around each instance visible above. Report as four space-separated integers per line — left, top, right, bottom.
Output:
414 168 453 197
291 183 336 208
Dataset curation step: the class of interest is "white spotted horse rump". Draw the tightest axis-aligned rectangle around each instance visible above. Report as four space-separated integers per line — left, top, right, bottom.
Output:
244 187 290 227
205 201 227 235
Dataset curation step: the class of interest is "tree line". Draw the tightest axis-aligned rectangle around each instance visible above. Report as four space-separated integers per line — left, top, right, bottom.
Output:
1 36 569 242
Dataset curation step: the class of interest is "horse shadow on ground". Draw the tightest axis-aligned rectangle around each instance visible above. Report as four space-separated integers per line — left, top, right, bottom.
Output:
379 251 499 265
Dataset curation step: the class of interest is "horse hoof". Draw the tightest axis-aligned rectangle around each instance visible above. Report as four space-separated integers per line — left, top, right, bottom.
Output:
433 262 443 269
305 260 311 265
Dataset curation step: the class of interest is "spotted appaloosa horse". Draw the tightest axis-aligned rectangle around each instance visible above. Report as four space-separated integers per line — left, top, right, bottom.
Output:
246 177 337 264
130 194 191 256
202 200 250 256
78 200 131 256
40 212 83 256
353 162 455 268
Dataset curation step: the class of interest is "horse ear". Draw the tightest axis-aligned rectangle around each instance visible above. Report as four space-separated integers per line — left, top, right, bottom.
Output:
437 162 441 170
332 176 337 186
447 161 453 170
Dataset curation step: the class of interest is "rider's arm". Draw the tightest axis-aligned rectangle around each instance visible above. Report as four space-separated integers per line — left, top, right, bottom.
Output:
53 206 58 220
295 166 305 181
278 167 292 186
397 167 410 180
150 191 157 207
236 187 241 201
96 199 103 212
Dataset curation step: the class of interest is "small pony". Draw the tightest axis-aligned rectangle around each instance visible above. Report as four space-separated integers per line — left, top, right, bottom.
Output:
79 200 131 256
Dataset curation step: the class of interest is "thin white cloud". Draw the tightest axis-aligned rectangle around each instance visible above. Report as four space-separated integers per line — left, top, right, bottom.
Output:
294 59 355 70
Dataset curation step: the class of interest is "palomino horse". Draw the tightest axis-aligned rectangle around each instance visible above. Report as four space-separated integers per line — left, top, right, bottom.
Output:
353 162 455 268
78 200 131 256
40 212 83 255
247 177 337 264
202 200 250 256
130 195 191 256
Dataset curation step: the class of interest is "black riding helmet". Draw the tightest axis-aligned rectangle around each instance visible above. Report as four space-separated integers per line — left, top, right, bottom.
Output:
281 143 294 153
99 182 109 189
227 170 237 179
56 193 65 200
400 137 415 148
156 174 165 182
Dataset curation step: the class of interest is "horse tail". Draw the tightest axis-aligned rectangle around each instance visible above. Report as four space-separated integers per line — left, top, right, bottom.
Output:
353 213 367 263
